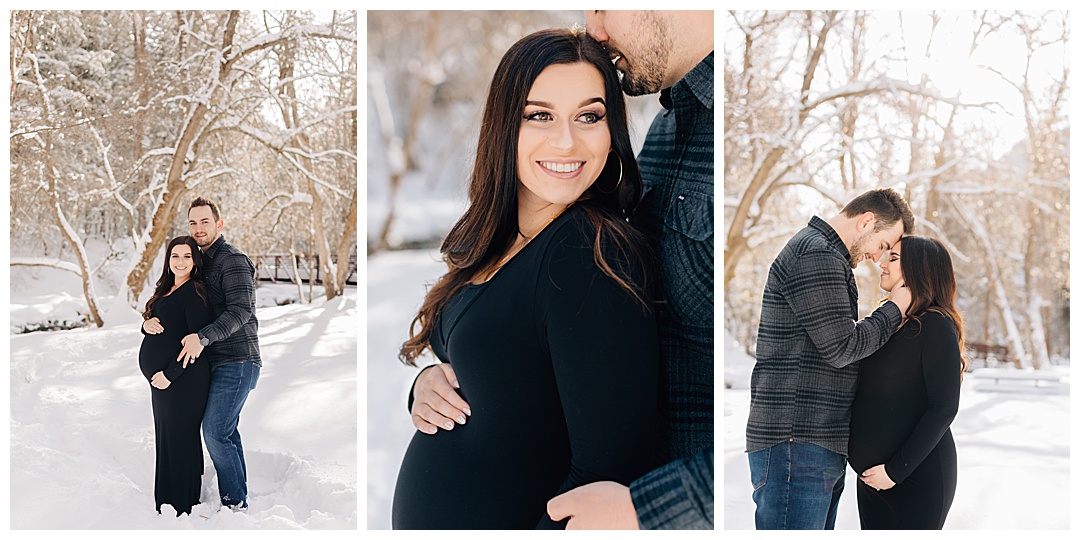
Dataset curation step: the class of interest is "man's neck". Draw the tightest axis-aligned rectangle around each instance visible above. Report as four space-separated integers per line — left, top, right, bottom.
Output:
825 215 856 247
663 12 713 88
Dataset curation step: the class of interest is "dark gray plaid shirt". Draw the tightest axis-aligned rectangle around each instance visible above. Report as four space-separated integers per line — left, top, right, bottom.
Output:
198 235 262 369
746 216 900 456
628 52 714 530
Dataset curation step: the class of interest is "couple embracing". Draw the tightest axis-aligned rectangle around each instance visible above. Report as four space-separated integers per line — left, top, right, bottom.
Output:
391 10 714 530
748 189 968 530
137 197 261 516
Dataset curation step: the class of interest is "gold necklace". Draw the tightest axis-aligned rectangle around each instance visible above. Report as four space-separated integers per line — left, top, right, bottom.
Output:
483 203 574 282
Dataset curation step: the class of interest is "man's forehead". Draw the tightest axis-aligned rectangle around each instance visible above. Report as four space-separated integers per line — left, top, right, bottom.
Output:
189 208 214 220
883 222 904 246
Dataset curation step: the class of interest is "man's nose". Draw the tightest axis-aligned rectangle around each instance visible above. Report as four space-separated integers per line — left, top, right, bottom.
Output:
585 12 608 42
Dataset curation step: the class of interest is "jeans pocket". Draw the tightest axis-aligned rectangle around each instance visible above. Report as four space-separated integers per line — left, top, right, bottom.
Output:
749 449 770 491
248 364 261 390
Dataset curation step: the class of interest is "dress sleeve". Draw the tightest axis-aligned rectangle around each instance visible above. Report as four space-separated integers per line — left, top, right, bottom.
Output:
533 222 660 529
884 313 962 483
629 446 714 530
785 249 902 368
406 364 438 413
163 284 215 383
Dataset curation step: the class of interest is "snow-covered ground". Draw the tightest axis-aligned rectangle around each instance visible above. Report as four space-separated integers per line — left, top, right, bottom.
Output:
8 262 357 529
366 248 445 530
724 333 1071 529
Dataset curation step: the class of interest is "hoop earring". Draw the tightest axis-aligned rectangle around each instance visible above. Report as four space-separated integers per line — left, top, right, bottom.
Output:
597 151 623 195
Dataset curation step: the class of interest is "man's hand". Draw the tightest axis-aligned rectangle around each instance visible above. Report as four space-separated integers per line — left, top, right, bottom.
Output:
889 280 912 320
143 317 164 334
547 481 640 530
860 464 896 491
150 371 171 390
177 333 205 368
411 363 470 435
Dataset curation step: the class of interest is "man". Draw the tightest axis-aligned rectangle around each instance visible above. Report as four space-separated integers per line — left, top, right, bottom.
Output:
149 197 262 510
746 188 915 529
408 10 715 530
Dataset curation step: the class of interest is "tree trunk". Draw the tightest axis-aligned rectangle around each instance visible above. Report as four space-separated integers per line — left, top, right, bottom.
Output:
275 22 340 300
123 10 241 308
335 188 358 290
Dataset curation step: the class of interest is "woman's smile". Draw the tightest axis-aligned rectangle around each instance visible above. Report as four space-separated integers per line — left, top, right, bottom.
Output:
538 160 586 177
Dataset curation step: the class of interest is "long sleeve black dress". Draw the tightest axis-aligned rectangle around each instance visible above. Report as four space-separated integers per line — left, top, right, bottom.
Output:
848 310 962 529
392 205 660 529
138 279 214 516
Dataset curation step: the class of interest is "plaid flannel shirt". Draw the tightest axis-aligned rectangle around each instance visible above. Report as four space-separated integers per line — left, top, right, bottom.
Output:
628 52 714 530
746 216 901 456
198 235 262 369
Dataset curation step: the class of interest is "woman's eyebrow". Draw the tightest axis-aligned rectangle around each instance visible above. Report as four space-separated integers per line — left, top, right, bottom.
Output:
525 97 606 108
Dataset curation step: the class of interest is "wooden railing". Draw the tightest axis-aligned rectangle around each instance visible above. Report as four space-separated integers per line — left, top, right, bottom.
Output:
251 253 357 286
965 342 1015 369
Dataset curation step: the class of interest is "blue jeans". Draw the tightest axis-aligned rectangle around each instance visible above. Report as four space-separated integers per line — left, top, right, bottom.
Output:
203 360 260 508
748 440 846 529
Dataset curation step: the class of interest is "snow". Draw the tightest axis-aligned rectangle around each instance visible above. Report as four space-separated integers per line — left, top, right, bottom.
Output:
366 248 446 530
8 269 358 529
723 335 1071 529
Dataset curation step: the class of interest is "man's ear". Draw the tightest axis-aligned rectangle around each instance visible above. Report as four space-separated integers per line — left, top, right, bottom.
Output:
857 212 875 232
217 219 225 231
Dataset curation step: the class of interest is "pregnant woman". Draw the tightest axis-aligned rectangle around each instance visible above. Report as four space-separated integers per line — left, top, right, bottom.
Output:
139 235 214 516
848 236 967 529
391 28 660 529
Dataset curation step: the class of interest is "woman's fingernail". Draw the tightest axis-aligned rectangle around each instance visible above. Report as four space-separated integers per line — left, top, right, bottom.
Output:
427 426 437 434
456 415 466 424
444 421 454 430
463 407 472 416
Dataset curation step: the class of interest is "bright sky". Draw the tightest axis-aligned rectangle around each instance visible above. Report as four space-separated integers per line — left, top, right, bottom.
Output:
876 11 1068 158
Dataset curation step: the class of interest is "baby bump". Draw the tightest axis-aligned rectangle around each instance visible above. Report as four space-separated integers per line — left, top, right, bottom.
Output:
138 334 181 380
392 423 568 529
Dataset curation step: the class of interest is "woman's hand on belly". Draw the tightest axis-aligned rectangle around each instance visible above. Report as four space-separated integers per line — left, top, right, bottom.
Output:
860 464 896 491
411 364 471 434
143 317 164 334
150 371 171 390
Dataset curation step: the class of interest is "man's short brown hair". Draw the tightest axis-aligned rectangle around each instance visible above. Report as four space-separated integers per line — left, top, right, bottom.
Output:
189 196 221 222
841 188 914 234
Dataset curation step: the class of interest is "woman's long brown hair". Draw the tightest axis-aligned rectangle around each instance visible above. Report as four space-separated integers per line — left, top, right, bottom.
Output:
143 235 210 319
895 236 970 381
399 28 651 366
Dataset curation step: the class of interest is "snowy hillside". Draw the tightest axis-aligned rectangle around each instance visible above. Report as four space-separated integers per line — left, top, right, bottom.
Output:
9 275 358 529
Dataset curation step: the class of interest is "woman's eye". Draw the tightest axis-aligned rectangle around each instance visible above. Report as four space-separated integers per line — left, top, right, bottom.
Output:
578 111 605 124
525 111 553 122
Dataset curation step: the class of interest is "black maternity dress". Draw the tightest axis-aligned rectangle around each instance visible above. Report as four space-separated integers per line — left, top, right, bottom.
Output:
138 279 213 516
848 310 962 529
392 205 661 529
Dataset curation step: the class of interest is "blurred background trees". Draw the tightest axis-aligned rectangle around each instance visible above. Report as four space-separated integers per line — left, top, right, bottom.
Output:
366 10 663 253
724 10 1068 370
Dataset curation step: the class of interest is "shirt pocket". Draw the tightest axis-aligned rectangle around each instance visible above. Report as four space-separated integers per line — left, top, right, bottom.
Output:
663 182 713 241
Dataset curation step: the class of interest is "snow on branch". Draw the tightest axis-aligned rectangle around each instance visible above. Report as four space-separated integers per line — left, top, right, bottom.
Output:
9 257 82 275
224 25 356 71
801 76 966 113
10 114 108 139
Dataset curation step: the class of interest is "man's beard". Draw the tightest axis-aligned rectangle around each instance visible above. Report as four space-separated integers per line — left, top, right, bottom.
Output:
617 13 673 96
848 232 872 269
